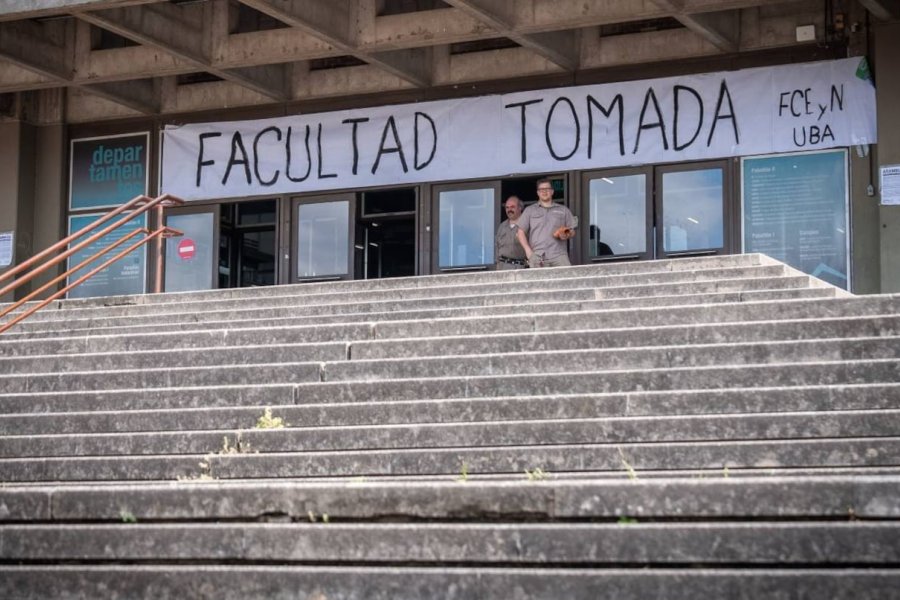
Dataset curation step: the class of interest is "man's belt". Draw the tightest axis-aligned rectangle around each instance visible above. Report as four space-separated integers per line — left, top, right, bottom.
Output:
498 255 527 266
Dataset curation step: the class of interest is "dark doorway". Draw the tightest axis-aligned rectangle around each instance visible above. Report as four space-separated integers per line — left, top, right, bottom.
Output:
219 199 277 288
354 188 416 279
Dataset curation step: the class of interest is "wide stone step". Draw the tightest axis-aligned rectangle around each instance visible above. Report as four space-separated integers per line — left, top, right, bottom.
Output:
1 271 817 344
7 263 790 326
3 313 894 373
1 360 897 410
0 341 349 374
0 288 843 352
0 437 896 482
5 286 836 340
2 522 898 565
1 338 896 393
9 253 764 317
371 295 900 340
4 566 900 600
351 315 900 359
2 293 893 359
4 409 896 458
3 474 896 522
325 337 900 382
1 566 897 600
3 384 897 434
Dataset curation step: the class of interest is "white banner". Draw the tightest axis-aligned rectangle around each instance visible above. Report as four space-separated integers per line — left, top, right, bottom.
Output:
162 57 876 201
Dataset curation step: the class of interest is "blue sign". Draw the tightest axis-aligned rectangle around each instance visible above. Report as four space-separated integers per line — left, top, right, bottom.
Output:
742 150 849 289
70 133 149 210
66 213 147 299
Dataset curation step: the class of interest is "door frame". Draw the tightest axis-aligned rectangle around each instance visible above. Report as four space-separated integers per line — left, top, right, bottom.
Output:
431 179 501 273
162 202 220 292
654 158 733 258
289 192 356 282
579 166 654 263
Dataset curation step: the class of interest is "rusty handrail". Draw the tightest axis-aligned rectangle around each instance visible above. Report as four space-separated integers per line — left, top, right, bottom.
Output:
0 226 183 335
0 194 184 299
0 194 152 285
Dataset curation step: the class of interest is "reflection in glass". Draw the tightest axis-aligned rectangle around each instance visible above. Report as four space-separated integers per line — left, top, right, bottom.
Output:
588 175 646 257
297 201 348 277
439 188 494 268
165 212 214 292
662 169 724 252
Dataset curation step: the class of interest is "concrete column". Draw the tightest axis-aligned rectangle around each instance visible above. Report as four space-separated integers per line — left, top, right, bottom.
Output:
0 90 66 303
0 119 36 302
874 21 900 292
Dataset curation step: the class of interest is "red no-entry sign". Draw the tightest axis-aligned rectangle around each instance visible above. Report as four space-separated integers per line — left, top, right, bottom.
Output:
177 238 196 261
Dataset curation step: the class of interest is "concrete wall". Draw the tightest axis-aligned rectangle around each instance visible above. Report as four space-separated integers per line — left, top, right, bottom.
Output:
0 120 33 302
0 116 66 303
874 21 900 293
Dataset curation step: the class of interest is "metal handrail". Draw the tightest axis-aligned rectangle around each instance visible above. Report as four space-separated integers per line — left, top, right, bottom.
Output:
0 194 183 298
0 193 185 334
0 226 183 335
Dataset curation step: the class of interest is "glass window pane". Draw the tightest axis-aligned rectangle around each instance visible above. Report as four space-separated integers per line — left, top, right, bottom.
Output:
662 168 724 252
240 229 276 286
438 188 494 268
297 201 349 278
588 174 646 257
165 212 215 292
238 200 276 225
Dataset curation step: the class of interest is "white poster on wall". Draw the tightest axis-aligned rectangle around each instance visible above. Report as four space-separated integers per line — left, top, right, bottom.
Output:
162 57 877 202
880 165 900 206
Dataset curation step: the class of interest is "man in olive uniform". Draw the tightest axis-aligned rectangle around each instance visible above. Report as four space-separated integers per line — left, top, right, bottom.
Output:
516 179 576 268
495 195 527 270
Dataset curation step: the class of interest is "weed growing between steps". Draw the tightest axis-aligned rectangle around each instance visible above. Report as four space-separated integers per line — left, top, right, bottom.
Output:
255 407 286 429
618 447 638 480
457 461 469 482
525 467 549 480
175 415 284 482
118 509 137 523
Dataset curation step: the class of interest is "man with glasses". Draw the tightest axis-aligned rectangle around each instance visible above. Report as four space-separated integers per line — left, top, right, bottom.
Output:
495 195 527 270
516 178 577 268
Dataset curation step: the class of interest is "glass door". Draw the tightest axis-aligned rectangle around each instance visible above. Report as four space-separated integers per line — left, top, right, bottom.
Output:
582 168 653 261
290 194 355 282
163 204 219 292
655 161 730 258
582 160 730 261
432 180 501 272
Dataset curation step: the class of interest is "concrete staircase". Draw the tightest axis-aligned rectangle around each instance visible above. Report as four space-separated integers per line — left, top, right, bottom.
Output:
0 253 898 598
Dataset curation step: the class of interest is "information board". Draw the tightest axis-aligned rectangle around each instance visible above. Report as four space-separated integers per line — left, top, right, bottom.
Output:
70 132 149 210
66 213 147 299
742 150 849 289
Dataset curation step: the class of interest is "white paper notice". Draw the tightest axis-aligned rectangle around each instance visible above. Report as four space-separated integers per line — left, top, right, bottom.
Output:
881 165 900 206
0 231 13 268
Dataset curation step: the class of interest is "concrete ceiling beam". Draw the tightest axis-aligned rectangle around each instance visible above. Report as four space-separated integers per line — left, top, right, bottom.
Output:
679 10 740 52
79 2 289 101
240 0 432 87
444 0 579 70
0 20 71 82
0 0 160 22
84 77 159 113
858 0 900 21
649 0 740 52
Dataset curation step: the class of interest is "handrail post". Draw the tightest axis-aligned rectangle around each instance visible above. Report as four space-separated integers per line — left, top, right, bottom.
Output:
154 203 165 293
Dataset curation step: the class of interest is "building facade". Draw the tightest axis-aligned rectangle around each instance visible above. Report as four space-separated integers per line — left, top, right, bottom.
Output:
1 0 899 299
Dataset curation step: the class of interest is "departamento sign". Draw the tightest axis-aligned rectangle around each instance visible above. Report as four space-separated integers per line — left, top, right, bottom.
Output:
162 57 876 201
